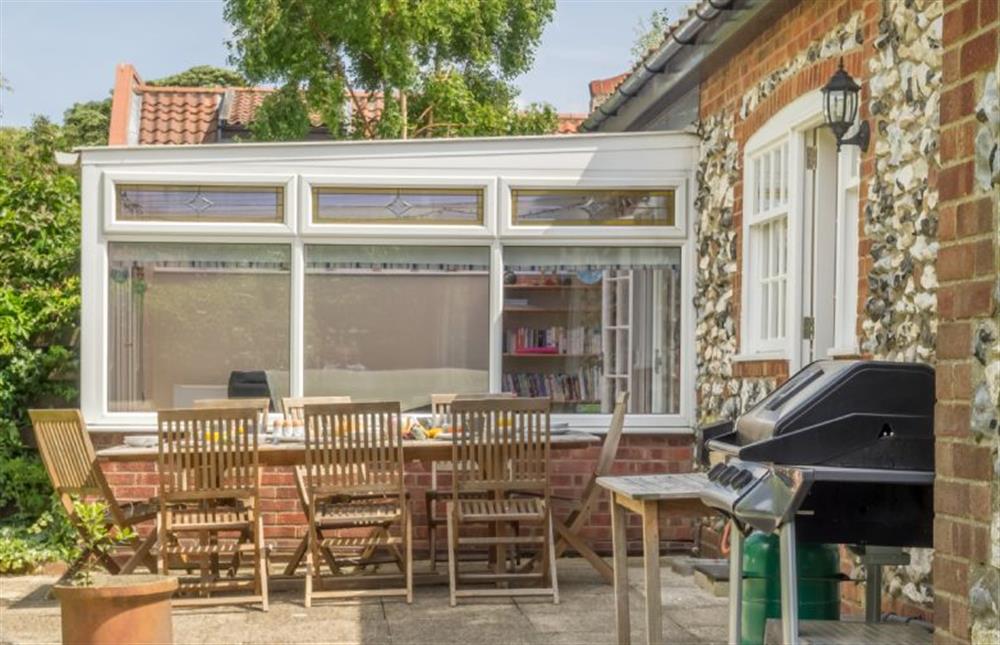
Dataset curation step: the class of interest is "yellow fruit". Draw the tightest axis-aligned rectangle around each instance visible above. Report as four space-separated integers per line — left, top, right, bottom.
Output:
427 428 442 438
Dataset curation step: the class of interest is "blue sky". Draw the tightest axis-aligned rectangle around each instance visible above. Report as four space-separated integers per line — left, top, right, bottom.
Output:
0 0 689 127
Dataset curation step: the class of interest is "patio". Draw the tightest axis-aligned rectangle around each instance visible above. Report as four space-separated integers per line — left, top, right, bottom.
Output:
0 559 727 644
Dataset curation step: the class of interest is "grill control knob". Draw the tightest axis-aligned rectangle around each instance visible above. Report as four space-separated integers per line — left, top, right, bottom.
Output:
719 467 740 486
707 463 726 481
732 471 754 489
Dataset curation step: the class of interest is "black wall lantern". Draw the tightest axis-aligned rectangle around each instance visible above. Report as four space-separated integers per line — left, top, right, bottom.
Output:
821 58 869 152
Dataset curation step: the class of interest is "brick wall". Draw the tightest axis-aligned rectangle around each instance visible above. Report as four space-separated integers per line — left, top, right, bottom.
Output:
934 0 998 642
95 432 695 558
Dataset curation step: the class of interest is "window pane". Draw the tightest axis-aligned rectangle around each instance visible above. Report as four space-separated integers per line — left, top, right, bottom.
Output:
502 246 682 414
313 187 483 224
304 245 490 411
107 243 290 411
512 189 675 226
116 184 283 222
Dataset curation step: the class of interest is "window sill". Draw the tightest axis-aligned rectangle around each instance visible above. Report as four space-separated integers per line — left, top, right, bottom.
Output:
731 352 789 364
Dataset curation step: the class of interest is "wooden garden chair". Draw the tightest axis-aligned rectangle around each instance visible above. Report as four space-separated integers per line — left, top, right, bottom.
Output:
156 407 268 610
29 409 158 583
446 397 558 605
302 401 413 607
425 392 514 571
193 397 270 424
527 391 630 583
279 395 352 576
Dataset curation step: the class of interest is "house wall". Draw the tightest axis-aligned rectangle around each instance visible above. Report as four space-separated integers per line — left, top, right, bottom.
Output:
934 1 998 643
691 0 948 623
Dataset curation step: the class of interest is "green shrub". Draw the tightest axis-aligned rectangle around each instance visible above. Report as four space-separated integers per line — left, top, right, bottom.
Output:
0 499 78 574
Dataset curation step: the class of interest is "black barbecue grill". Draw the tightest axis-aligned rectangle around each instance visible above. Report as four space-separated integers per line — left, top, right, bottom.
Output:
697 359 936 644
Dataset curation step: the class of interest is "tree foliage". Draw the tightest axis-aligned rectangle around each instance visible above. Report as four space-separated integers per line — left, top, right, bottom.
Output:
146 65 247 88
631 8 674 63
0 118 81 520
224 0 558 140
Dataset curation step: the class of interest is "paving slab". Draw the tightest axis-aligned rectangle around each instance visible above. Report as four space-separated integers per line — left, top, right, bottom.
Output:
0 559 727 644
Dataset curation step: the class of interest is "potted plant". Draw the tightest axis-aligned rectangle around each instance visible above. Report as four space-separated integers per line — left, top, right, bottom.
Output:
52 500 177 645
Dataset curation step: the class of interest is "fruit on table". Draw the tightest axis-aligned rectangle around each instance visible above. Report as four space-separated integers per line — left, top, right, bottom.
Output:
427 427 443 438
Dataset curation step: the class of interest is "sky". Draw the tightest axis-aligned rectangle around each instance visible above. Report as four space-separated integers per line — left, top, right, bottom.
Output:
0 0 691 127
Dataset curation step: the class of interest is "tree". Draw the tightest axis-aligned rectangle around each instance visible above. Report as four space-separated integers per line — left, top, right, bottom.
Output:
146 65 246 88
223 0 558 140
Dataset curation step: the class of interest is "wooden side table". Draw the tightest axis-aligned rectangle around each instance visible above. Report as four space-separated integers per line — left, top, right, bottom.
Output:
597 474 710 645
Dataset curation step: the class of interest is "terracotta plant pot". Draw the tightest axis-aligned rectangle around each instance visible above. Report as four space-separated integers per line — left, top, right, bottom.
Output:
52 574 178 645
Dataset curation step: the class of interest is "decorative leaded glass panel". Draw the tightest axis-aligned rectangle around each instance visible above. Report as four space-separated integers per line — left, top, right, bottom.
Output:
512 189 675 226
313 187 483 224
116 184 284 222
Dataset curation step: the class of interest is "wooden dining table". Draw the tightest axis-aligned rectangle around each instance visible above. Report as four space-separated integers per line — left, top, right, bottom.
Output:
96 431 601 465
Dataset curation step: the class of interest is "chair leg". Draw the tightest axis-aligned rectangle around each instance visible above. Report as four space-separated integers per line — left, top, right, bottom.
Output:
447 502 457 607
427 493 438 573
122 531 157 574
547 512 560 605
284 535 308 576
405 503 414 604
304 530 314 608
256 515 269 612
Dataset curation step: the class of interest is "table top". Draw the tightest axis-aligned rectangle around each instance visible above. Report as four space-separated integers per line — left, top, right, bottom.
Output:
596 473 710 500
97 431 601 465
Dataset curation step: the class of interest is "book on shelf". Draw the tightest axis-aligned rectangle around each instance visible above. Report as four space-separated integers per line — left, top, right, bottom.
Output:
503 326 601 355
501 366 601 403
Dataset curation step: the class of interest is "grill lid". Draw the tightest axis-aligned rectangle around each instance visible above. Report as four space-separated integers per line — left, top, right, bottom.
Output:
708 360 935 470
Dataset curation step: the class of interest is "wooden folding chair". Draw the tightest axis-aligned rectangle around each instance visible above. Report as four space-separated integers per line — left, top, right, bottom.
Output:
551 391 629 583
279 395 352 576
156 407 268 610
426 393 515 571
446 397 558 605
29 409 158 582
193 397 270 424
302 401 413 607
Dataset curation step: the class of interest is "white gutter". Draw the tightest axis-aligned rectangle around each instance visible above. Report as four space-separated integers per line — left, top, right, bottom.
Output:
581 0 735 132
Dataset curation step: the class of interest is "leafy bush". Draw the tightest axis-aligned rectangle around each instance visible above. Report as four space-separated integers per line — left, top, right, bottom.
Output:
70 500 134 586
0 499 78 574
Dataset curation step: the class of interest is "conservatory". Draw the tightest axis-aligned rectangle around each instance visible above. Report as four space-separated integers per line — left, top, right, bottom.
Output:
75 131 698 432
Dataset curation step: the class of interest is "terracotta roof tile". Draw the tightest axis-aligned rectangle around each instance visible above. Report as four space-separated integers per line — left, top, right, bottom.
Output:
137 86 223 145
556 114 586 134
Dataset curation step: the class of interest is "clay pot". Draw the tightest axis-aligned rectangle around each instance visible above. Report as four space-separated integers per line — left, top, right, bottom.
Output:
52 574 178 645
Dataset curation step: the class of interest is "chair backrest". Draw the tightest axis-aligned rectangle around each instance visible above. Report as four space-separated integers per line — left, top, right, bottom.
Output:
156 407 261 502
282 396 351 423
431 392 515 428
449 397 550 498
29 409 102 497
595 391 630 477
302 401 404 498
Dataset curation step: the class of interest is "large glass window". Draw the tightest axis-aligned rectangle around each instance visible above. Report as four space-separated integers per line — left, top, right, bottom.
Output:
512 189 674 226
304 246 490 411
116 184 284 222
502 247 682 414
313 187 483 224
107 243 291 411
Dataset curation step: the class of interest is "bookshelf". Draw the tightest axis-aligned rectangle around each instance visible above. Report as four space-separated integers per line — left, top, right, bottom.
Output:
502 272 604 412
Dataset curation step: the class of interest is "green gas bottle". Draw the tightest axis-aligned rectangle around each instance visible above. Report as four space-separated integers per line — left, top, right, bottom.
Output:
739 532 841 645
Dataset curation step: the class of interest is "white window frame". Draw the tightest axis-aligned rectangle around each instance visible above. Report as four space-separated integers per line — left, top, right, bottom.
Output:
78 134 697 433
738 91 826 368
830 146 860 355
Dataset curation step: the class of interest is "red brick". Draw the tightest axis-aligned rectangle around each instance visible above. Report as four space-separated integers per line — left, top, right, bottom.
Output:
937 321 971 358
944 1 980 43
935 480 970 516
940 81 976 124
934 554 969 595
940 121 977 162
982 0 1000 25
960 30 998 75
938 160 976 201
936 403 972 436
952 442 994 479
956 196 996 236
954 279 994 317
969 482 991 518
973 239 995 276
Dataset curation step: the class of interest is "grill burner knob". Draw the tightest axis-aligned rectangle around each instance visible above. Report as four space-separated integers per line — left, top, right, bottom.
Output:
732 471 754 489
708 463 726 481
719 467 740 486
